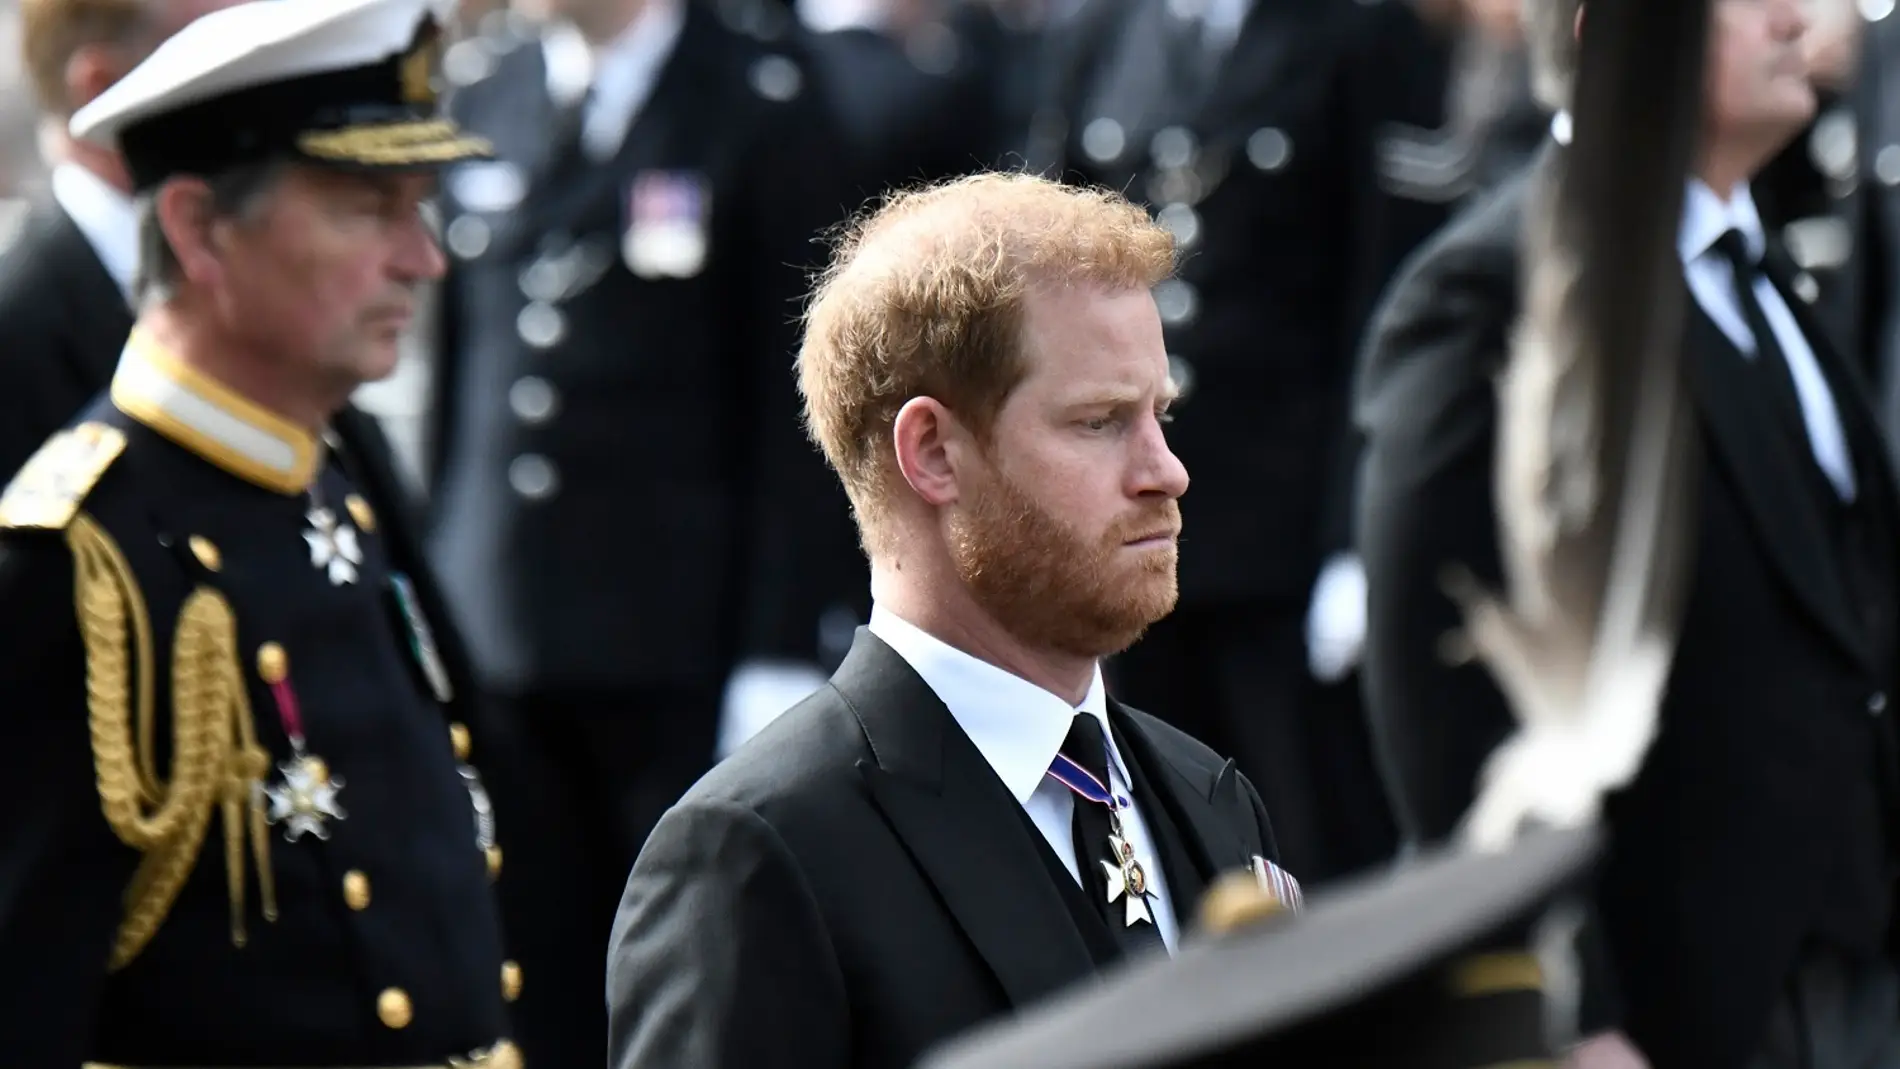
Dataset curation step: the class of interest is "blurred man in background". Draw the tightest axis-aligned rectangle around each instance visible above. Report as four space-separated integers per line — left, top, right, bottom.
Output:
425 0 862 1062
1360 0 1900 1064
0 0 238 477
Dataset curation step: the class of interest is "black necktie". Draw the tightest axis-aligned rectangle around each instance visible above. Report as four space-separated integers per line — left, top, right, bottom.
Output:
533 86 593 191
1062 714 1167 957
1712 228 1812 454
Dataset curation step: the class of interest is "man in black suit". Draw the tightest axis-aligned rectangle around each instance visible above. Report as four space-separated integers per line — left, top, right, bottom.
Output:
425 0 868 1063
0 0 238 480
1024 0 1458 882
1358 1 1900 1066
607 172 1290 1069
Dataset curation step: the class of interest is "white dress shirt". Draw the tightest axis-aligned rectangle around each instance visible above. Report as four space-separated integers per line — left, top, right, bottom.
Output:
868 604 1181 951
51 162 137 302
1678 180 1857 500
542 0 686 163
1549 110 1855 499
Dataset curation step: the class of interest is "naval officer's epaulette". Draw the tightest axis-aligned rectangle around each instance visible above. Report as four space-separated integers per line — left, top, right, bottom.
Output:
0 420 128 531
0 414 280 973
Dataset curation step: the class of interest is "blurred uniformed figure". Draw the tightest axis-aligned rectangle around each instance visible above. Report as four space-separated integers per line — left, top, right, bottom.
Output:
423 0 860 1064
0 0 242 480
1024 0 1459 882
799 0 1021 196
919 824 1597 1069
0 0 520 1065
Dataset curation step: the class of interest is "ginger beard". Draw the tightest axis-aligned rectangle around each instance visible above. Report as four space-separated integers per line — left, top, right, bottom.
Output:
946 455 1180 658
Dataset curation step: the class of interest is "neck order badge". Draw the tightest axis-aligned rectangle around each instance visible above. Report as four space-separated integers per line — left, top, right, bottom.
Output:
1046 750 1155 927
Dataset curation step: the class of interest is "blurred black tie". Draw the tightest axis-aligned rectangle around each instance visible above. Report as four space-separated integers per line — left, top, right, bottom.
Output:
534 85 593 190
1712 228 1811 456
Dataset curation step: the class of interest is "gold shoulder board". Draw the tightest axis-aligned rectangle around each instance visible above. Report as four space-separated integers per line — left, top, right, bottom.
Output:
0 423 127 531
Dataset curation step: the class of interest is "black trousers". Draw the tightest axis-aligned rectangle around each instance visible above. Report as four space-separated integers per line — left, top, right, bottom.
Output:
1108 598 1398 886
483 684 720 1069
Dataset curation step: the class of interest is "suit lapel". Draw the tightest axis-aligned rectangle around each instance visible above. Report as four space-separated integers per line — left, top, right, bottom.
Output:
1685 298 1867 665
1763 243 1900 509
1107 702 1256 887
837 632 1098 1007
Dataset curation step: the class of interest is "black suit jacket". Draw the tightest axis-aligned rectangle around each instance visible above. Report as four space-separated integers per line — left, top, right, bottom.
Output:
606 629 1281 1069
0 201 134 479
1355 158 1900 1069
427 2 864 692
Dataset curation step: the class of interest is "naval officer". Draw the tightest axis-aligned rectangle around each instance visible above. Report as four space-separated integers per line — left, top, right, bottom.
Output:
0 0 520 1064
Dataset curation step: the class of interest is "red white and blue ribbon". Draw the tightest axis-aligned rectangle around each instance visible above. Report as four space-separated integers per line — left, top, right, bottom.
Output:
1044 752 1131 812
1250 855 1304 913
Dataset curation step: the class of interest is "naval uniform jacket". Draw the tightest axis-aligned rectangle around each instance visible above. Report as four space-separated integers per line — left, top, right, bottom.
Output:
426 0 864 696
0 335 516 1067
606 629 1283 1069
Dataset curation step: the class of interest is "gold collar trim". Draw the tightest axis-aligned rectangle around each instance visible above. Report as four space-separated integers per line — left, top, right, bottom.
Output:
109 331 320 495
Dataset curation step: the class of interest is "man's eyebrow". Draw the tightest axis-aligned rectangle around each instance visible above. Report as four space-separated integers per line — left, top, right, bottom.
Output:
1060 383 1180 409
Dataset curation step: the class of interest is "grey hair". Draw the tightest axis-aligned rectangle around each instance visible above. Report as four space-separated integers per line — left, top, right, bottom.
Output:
1522 0 1583 112
133 158 290 309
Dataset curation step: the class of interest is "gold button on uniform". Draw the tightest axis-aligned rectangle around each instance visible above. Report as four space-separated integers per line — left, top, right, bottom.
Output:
501 960 522 1002
345 493 376 531
256 642 288 684
188 535 221 571
449 722 472 760
342 870 371 911
486 844 503 879
377 987 412 1029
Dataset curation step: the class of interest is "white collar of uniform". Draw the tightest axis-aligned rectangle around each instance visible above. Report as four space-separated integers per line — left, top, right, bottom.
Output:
109 328 322 494
1679 177 1766 266
542 0 685 110
51 161 137 301
796 0 891 33
867 603 1121 805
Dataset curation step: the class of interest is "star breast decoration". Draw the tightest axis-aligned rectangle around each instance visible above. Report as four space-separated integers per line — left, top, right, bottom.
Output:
262 755 347 841
302 506 363 586
1101 833 1154 927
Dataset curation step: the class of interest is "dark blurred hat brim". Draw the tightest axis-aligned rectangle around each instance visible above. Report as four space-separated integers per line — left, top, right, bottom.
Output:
916 824 1601 1069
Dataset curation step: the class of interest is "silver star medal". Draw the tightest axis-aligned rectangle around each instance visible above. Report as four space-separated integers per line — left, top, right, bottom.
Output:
262 755 347 842
1100 829 1154 927
303 506 362 586
461 765 496 854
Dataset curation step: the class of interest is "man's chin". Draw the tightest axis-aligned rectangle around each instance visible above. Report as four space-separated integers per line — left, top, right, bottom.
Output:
353 341 406 385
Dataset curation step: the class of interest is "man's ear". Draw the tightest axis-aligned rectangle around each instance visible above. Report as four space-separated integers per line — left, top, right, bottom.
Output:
891 396 968 508
154 177 226 290
64 42 133 114
1574 2 1585 44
